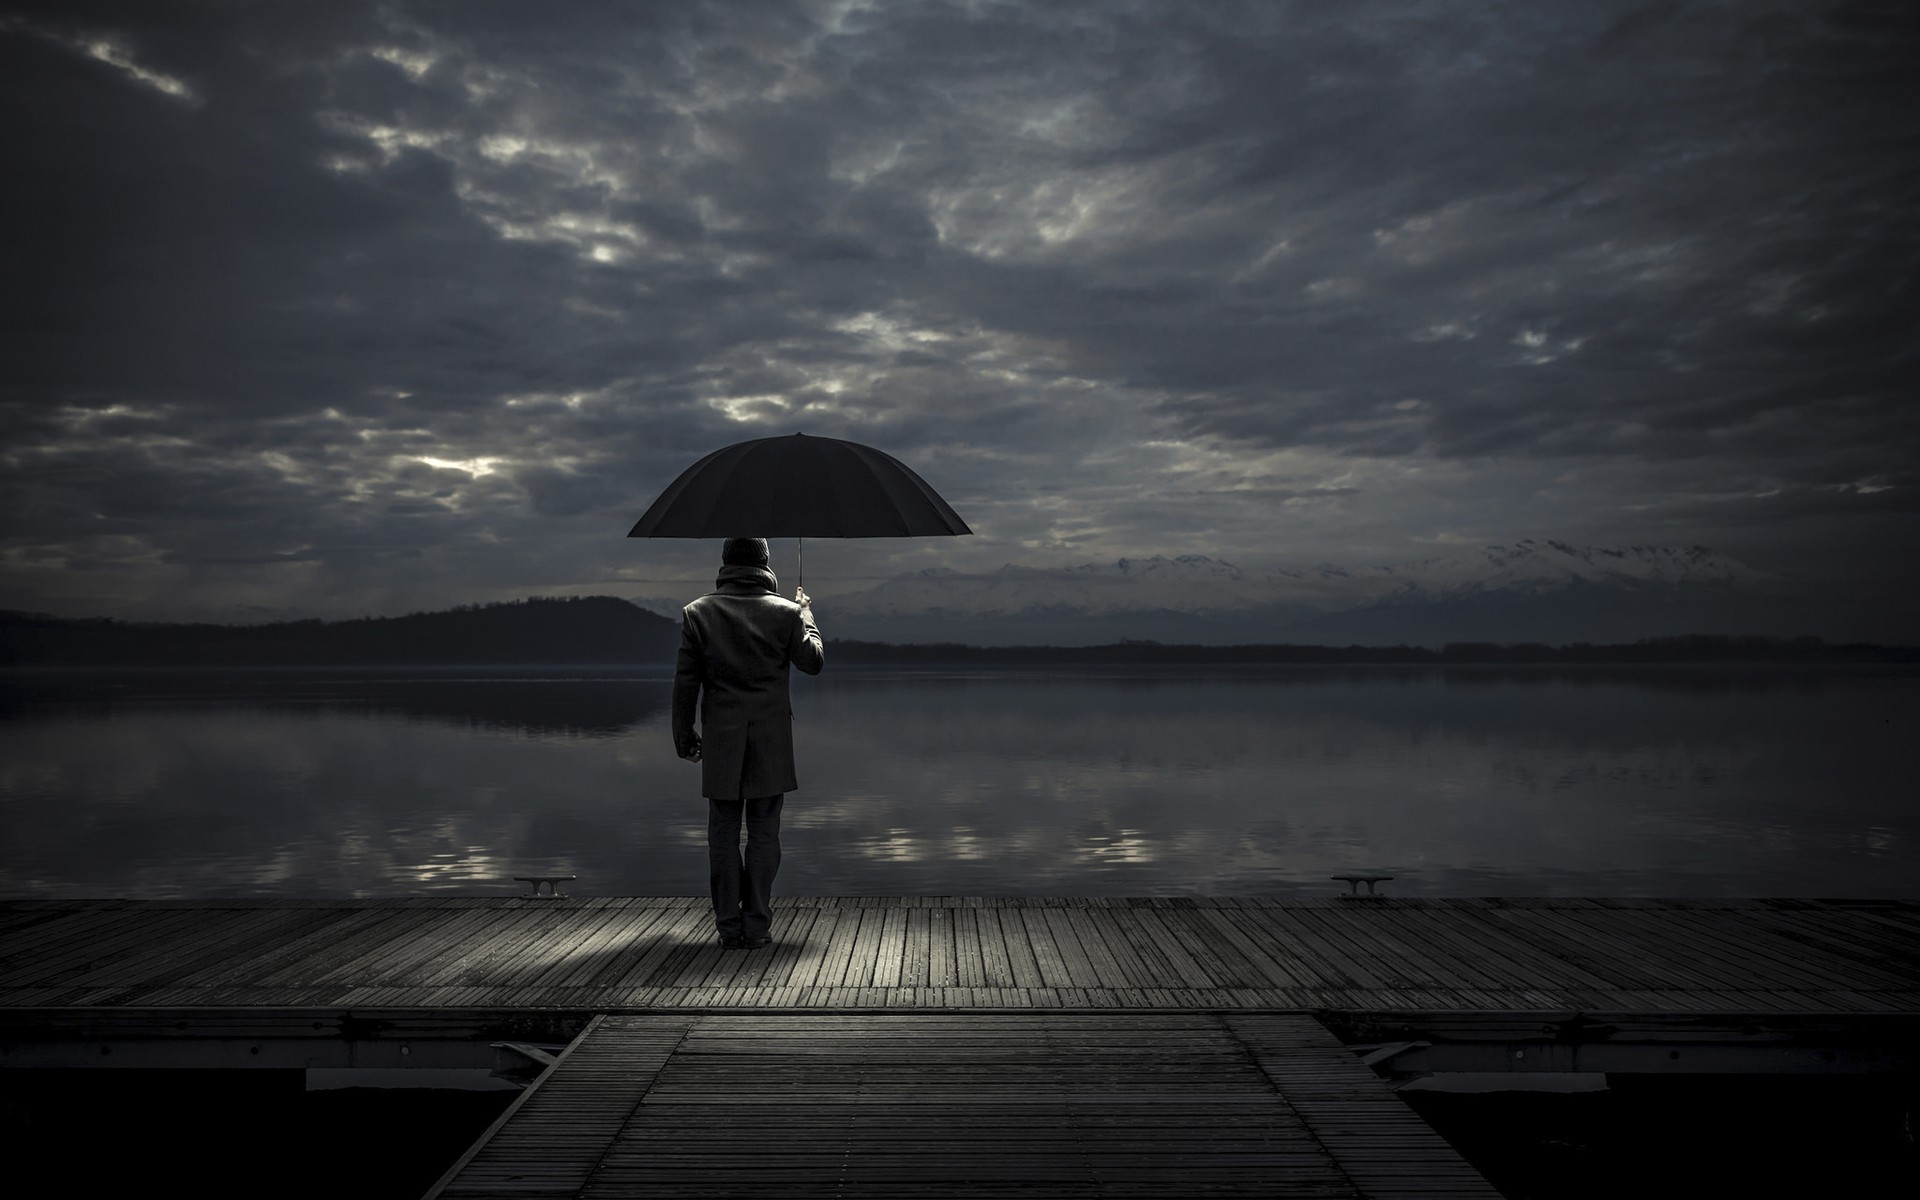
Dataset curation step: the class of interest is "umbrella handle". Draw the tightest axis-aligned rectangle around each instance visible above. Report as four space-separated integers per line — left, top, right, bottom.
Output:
798 537 803 590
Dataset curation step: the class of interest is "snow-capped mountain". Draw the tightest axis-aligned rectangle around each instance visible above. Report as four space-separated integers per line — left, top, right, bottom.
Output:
831 555 1328 619
788 540 1794 646
1349 540 1775 597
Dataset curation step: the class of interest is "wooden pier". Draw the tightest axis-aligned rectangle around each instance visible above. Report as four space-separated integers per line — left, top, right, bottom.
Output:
3 895 1916 1198
427 1012 1498 1198
4 895 1915 1015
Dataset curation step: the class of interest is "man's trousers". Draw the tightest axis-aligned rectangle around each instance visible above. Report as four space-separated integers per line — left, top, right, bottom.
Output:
707 794 783 941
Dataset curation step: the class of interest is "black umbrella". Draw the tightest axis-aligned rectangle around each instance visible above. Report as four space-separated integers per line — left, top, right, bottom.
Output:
628 432 971 586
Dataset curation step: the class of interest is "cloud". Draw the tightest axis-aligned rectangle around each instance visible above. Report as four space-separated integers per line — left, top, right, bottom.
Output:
0 0 1915 632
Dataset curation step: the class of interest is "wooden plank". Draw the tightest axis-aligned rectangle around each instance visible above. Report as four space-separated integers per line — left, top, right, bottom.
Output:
0 903 90 945
1263 907 1395 989
928 905 956 987
1478 905 1690 990
1012 908 1074 989
482 903 631 989
870 906 908 989
815 903 868 990
777 906 843 990
988 907 1045 990
1549 907 1768 992
973 903 1016 989
404 907 545 987
1058 906 1137 990
1118 905 1222 988
1455 905 1647 993
1697 909 1918 989
489 902 639 987
1183 906 1318 988
82 907 342 1004
1214 906 1354 991
756 906 823 990
585 904 693 991
900 905 931 988
951 907 986 988
534 901 683 990
60 906 289 986
1809 905 1920 960
198 907 406 988
1384 905 1567 994
247 908 428 988
1035 907 1107 989
0 905 155 965
0 906 217 987
1593 906 1837 995
613 906 712 989
844 905 890 989
1306 905 1490 992
299 906 491 987
1086 906 1178 990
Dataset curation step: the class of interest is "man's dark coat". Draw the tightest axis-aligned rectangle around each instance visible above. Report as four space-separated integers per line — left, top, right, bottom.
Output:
672 564 825 799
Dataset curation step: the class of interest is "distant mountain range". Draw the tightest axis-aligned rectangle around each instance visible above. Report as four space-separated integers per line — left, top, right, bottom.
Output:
0 596 682 667
3 583 1904 668
641 540 1810 646
0 540 1882 665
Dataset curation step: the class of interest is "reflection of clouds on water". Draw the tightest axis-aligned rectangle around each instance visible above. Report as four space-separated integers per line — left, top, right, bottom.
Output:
948 827 989 862
1083 829 1155 865
782 800 861 831
396 845 512 893
785 668 1920 897
0 667 1915 897
856 828 924 863
848 825 1027 866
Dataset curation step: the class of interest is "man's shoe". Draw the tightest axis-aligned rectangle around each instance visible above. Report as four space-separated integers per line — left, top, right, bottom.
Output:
741 935 772 949
719 935 745 949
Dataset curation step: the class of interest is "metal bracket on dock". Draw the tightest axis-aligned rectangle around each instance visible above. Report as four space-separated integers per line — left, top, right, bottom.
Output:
491 1040 564 1069
513 875 576 898
1331 874 1393 896
490 1040 570 1087
1357 1040 1430 1070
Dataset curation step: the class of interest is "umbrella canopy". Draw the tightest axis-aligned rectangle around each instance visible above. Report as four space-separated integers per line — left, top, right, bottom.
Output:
627 433 971 539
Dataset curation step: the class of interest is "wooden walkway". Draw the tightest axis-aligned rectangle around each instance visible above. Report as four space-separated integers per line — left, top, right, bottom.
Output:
427 1013 1500 1199
5 896 1915 1199
3 896 1915 1014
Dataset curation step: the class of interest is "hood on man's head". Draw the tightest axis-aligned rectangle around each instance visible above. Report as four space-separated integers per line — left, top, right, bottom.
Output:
722 537 769 567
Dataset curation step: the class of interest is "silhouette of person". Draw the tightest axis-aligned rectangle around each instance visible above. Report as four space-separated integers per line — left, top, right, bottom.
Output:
672 537 824 949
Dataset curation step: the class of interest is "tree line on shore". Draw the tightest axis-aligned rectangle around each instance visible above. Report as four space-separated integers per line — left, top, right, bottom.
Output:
1 596 1910 667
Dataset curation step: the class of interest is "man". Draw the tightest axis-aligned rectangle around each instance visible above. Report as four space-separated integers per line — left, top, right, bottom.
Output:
672 537 825 949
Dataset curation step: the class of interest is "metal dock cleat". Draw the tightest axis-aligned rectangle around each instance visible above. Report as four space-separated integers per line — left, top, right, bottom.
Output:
1332 873 1393 897
513 874 577 898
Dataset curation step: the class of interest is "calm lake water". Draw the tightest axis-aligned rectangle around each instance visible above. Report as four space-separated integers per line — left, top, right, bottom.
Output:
0 665 1912 898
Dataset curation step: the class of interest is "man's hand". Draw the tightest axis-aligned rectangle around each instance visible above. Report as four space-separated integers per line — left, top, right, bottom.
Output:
677 734 702 763
795 586 813 618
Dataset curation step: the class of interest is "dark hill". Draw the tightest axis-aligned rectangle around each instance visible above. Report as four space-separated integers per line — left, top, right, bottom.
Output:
1 601 1909 669
0 596 682 667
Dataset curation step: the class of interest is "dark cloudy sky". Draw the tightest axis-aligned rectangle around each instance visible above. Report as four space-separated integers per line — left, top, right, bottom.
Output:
3 0 1915 628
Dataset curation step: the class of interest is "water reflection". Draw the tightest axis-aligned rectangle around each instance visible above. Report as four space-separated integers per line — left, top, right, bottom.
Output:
0 669 665 736
0 665 1913 898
